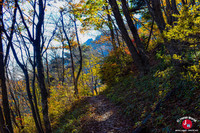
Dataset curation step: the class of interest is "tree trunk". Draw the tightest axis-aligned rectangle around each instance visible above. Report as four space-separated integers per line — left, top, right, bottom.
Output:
165 0 179 25
166 0 173 25
0 106 6 133
46 52 50 89
121 0 149 70
32 53 43 132
171 0 179 23
105 3 117 51
74 19 83 97
34 0 52 132
61 12 78 96
181 0 186 5
35 46 52 133
114 24 121 47
0 0 13 132
146 18 154 50
171 0 179 14
190 0 195 5
0 32 13 133
62 42 65 85
6 75 24 132
94 79 98 95
146 0 166 33
108 0 148 75
11 43 44 133
121 0 144 51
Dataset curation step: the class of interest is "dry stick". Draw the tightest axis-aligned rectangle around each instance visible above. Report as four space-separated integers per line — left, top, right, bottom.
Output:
146 18 155 50
133 87 177 133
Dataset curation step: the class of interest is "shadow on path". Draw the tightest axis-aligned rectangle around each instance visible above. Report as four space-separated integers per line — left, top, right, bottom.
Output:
81 95 133 133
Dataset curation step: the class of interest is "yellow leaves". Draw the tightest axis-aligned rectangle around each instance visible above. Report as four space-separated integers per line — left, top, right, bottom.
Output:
72 0 108 29
188 65 200 73
172 54 182 61
159 90 163 96
181 71 200 81
190 44 197 48
94 34 110 44
159 54 171 63
164 4 200 43
154 67 172 78
48 43 78 50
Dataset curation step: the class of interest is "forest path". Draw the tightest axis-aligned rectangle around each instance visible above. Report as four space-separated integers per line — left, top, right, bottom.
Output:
81 95 133 133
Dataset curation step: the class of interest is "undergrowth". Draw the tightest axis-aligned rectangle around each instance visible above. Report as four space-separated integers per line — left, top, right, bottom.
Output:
100 62 200 132
52 97 90 133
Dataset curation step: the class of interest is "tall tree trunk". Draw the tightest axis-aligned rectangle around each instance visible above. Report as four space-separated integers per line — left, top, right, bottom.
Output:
171 0 179 23
108 0 148 75
0 0 14 132
6 74 24 132
165 0 179 25
181 0 186 5
11 43 44 133
34 0 52 132
146 0 166 33
171 0 179 14
74 19 83 97
146 18 154 50
62 42 65 85
105 3 117 51
0 106 6 133
32 52 43 132
114 24 121 47
166 0 173 25
0 34 13 133
60 12 77 96
35 46 52 133
94 79 98 95
190 0 195 5
121 0 144 51
121 0 149 70
46 52 50 89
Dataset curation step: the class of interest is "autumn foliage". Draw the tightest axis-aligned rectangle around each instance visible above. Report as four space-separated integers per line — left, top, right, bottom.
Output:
100 48 136 86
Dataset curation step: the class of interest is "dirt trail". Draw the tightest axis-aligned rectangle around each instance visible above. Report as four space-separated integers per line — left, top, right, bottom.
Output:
81 95 133 133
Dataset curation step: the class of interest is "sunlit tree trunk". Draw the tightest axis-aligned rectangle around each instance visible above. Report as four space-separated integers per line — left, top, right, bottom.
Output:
60 12 77 96
74 18 83 97
105 3 117 51
62 42 65 85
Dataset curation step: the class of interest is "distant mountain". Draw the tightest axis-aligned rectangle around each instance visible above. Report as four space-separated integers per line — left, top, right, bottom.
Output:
83 34 112 57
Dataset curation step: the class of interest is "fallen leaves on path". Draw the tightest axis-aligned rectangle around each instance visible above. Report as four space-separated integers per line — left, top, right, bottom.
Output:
81 95 133 133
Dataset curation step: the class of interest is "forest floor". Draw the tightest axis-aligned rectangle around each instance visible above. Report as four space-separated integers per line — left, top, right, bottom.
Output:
80 95 133 133
53 95 134 133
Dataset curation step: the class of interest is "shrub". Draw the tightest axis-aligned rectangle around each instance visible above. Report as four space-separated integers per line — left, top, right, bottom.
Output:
99 48 135 86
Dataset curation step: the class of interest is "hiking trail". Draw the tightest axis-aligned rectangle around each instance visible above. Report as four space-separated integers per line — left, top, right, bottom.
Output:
81 95 133 133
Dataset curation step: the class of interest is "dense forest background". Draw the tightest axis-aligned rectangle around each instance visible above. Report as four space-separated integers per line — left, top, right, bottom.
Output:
0 0 199 133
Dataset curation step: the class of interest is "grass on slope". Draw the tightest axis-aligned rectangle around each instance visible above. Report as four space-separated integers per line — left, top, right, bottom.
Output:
52 97 90 133
101 65 200 132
